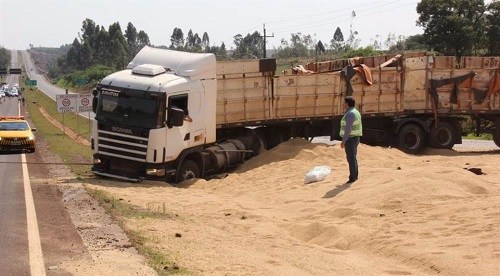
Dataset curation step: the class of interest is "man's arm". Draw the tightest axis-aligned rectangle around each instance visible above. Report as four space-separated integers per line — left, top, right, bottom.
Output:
340 111 354 148
342 111 355 143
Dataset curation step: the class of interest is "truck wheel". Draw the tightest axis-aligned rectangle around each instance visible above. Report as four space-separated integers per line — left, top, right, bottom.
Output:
494 120 500 148
429 122 456 149
177 160 200 183
398 124 425 154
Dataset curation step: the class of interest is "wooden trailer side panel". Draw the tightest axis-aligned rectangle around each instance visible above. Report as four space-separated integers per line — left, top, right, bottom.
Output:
216 59 272 126
402 56 430 111
350 68 402 115
274 73 342 119
426 56 500 113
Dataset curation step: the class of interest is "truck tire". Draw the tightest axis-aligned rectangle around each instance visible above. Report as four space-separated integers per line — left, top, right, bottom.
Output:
429 122 456 149
494 120 500 148
398 124 425 154
177 160 200 183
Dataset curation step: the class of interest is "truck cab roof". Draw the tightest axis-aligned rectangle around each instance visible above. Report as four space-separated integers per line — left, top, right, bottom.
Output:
100 46 216 93
100 65 189 93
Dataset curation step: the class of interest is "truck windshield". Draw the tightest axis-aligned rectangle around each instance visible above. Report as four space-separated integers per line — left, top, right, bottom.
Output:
96 89 165 129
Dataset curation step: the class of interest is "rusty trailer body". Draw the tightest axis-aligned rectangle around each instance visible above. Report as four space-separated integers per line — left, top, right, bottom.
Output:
215 53 500 153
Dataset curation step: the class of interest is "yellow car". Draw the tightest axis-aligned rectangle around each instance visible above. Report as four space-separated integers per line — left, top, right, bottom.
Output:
0 116 36 153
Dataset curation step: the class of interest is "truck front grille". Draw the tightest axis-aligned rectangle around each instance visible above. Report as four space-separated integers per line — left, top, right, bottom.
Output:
97 130 148 162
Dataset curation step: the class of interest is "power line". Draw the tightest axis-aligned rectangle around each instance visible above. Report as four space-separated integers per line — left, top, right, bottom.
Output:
265 0 390 27
271 0 410 34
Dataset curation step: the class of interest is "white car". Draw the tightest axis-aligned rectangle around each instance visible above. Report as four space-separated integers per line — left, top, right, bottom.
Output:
0 89 5 98
6 87 19 97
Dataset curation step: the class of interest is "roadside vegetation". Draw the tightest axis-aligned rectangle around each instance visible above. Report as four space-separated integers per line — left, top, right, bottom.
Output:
24 86 93 177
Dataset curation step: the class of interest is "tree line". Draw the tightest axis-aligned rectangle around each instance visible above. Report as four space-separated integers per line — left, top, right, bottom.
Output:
0 47 12 70
40 0 498 85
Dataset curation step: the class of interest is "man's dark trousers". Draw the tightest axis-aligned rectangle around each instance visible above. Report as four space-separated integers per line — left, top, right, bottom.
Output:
345 136 359 182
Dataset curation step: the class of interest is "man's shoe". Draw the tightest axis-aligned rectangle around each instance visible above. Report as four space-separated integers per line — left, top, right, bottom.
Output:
346 179 356 184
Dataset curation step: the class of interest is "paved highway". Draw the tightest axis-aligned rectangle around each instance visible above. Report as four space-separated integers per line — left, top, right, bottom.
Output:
21 50 95 120
1 51 88 275
21 51 67 101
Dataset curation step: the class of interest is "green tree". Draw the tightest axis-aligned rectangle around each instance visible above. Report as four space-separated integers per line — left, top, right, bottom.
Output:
416 0 488 59
94 26 110 65
125 22 138 58
0 47 11 69
207 42 229 60
66 38 82 69
137 30 150 52
202 32 210 51
486 1 500 56
185 29 202 52
170 27 184 50
108 22 129 69
233 31 262 59
80 19 99 46
274 32 313 58
331 27 344 53
316 40 326 53
388 34 427 52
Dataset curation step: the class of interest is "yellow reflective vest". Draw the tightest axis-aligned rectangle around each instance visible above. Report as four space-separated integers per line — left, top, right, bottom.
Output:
339 108 363 137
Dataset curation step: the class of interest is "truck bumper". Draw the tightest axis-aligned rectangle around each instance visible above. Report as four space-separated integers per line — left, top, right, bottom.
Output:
92 154 176 182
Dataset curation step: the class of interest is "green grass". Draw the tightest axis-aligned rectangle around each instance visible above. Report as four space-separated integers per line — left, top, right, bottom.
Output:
465 133 494 140
24 88 93 177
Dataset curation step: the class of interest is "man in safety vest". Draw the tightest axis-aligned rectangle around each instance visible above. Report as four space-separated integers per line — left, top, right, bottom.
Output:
340 96 363 184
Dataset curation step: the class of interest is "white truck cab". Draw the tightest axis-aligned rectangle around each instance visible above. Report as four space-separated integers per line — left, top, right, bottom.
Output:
91 46 216 182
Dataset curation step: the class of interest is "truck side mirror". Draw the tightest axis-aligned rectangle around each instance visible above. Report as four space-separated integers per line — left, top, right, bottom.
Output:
167 107 185 128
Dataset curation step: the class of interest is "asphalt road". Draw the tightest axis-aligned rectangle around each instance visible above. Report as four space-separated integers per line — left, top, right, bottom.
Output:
312 136 498 151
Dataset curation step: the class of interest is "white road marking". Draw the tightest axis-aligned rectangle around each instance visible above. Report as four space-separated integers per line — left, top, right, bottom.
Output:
22 154 46 276
19 100 46 275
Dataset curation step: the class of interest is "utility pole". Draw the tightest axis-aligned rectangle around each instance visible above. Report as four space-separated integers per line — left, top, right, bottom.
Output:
261 24 274 58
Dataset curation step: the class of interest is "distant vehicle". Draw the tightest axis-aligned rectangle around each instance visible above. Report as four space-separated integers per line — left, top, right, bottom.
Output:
0 89 5 98
6 87 19 97
0 116 36 153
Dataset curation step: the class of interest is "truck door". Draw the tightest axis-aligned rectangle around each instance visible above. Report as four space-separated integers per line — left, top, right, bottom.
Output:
167 90 205 150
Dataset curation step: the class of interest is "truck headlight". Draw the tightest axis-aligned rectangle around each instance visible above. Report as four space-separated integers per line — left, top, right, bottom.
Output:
146 168 166 176
27 135 35 141
93 158 102 165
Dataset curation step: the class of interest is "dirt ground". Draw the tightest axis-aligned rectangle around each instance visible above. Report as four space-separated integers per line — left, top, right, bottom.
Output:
33 103 499 275
84 139 499 275
33 130 155 275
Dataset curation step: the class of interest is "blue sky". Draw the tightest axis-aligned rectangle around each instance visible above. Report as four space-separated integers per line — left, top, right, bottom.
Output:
1 0 425 50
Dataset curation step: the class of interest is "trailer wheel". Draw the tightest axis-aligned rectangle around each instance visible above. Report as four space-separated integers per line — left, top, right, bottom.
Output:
429 122 456 149
177 160 200 183
398 124 425 154
494 120 500 148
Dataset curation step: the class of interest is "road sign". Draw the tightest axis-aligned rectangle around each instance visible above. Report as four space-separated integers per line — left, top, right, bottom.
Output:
9 68 22 74
56 94 77 113
56 94 93 113
25 79 37 86
76 78 88 85
78 94 93 112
